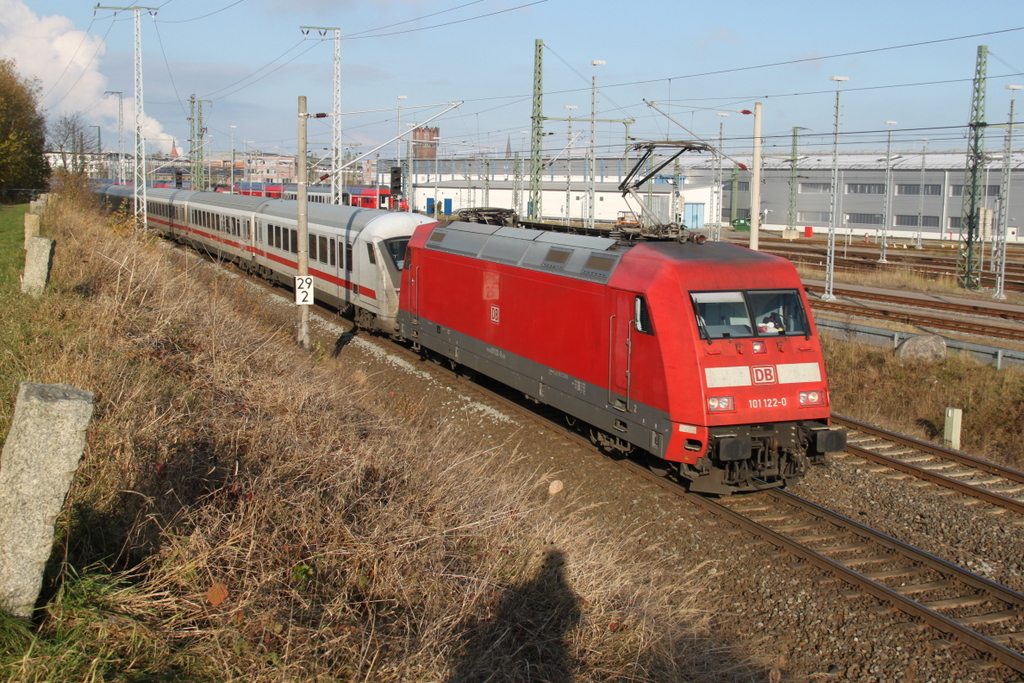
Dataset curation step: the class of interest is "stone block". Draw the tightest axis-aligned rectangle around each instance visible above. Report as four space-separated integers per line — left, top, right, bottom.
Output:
21 236 55 298
23 213 40 249
895 334 946 362
0 383 94 617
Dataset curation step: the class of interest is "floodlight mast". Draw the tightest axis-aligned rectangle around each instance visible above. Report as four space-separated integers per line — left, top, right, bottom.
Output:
618 141 712 239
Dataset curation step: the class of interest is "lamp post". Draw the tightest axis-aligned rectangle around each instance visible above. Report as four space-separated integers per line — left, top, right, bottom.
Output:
564 104 577 225
823 76 849 301
91 125 102 178
588 60 604 231
880 120 897 263
396 95 407 204
916 139 928 249
104 91 124 184
750 102 763 250
230 125 236 193
714 112 728 240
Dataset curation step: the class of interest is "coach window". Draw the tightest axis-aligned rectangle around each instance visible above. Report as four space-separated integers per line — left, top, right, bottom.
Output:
366 243 377 265
328 238 336 266
309 234 318 261
634 296 654 335
345 243 353 271
290 229 298 254
319 236 328 264
274 225 282 249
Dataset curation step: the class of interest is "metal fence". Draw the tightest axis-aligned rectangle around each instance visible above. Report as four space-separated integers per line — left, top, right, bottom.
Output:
816 318 1024 370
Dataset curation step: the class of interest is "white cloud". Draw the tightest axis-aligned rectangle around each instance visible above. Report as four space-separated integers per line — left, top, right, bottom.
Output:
0 0 173 152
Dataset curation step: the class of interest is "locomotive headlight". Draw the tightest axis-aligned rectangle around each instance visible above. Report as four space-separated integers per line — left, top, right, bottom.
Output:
799 391 824 406
751 340 767 354
708 396 735 412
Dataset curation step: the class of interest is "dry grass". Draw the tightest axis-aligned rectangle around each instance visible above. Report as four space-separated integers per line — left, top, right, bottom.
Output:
822 335 1024 468
0 178 758 682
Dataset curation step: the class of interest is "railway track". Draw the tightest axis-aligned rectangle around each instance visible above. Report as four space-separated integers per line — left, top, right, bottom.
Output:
707 488 1024 673
808 297 1024 342
749 238 1024 292
420 349 1024 674
832 414 1024 517
803 283 1024 324
204 242 1024 675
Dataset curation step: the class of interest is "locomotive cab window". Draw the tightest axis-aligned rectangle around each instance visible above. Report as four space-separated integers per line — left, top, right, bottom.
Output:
382 238 408 271
747 289 809 337
691 289 809 340
692 292 751 339
634 296 654 335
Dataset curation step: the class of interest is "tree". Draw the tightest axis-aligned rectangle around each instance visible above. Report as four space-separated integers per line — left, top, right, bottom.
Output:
47 112 90 175
0 58 49 201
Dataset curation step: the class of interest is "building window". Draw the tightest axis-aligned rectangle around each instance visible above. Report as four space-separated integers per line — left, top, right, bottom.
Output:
847 183 884 194
722 181 750 192
797 211 831 223
950 185 1000 197
896 184 941 196
895 215 941 227
847 213 883 225
799 182 831 193
949 216 962 229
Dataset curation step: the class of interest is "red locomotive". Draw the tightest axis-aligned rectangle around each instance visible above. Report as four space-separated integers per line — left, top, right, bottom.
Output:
398 221 845 494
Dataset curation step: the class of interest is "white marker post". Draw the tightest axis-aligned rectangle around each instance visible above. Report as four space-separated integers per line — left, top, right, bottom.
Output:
295 275 314 306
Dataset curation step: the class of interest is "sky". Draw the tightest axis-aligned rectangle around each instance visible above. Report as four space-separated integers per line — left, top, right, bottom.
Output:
3 0 1024 163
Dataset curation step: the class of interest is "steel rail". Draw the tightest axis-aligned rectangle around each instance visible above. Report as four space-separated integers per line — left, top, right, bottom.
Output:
833 414 1024 485
809 299 1024 341
182 239 1024 672
803 284 1024 324
689 489 1024 673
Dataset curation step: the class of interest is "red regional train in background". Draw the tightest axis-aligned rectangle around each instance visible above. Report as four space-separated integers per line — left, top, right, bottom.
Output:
96 184 845 494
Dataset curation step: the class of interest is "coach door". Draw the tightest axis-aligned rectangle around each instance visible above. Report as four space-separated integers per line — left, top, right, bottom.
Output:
608 290 634 412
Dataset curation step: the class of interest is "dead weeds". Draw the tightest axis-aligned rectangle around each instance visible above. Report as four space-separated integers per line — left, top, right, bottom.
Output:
0 185 755 682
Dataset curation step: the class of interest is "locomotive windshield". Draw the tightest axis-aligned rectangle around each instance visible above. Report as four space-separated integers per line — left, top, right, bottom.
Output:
691 289 808 340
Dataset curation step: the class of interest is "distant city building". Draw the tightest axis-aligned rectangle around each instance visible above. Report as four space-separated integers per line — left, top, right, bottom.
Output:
413 127 439 159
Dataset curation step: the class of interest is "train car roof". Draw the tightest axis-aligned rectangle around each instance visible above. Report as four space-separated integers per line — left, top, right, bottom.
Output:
259 200 390 232
173 189 271 212
423 220 624 284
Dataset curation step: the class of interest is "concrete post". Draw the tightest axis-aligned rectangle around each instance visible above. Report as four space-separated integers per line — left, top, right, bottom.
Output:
21 236 55 298
943 407 963 451
0 383 95 617
23 213 40 249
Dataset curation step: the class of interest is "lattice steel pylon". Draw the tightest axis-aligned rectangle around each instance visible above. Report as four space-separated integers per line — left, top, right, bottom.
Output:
957 45 989 290
528 39 543 221
188 95 209 191
512 152 522 216
98 6 156 227
301 27 342 203
787 126 808 232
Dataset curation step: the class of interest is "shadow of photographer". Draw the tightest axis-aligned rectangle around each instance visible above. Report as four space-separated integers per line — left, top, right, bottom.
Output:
447 548 581 683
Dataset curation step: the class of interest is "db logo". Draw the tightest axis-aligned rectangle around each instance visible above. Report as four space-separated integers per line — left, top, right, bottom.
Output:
490 305 500 324
752 366 777 384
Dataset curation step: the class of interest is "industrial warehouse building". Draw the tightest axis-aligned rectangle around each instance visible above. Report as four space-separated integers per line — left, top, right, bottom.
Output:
393 151 1022 241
